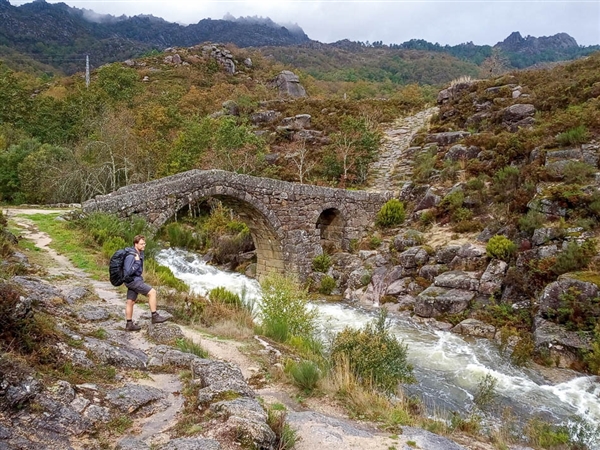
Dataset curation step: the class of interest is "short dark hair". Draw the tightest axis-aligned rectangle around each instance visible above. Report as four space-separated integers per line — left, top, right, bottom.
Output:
133 235 146 245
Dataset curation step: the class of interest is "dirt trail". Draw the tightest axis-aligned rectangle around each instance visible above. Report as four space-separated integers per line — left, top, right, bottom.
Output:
6 208 413 450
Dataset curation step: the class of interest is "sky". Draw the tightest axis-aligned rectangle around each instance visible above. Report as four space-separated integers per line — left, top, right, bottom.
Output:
10 0 600 47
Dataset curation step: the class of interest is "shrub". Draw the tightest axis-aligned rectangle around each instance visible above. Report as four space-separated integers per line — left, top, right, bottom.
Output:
288 360 321 392
260 273 319 343
552 239 596 275
330 310 414 394
312 253 332 273
438 190 464 215
369 235 382 249
319 275 336 295
376 199 406 227
561 161 596 185
486 235 517 261
413 148 437 183
518 210 546 235
473 374 498 410
101 236 127 260
208 286 242 308
163 222 203 250
556 125 589 146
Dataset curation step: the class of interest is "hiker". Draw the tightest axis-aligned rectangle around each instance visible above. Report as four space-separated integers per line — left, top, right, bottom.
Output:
123 234 168 331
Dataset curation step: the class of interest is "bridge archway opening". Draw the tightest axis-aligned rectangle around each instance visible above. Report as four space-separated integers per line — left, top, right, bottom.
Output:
174 195 285 279
316 208 344 253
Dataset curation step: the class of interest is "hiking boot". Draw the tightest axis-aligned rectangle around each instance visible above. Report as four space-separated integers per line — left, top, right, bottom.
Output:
151 312 168 324
125 321 141 332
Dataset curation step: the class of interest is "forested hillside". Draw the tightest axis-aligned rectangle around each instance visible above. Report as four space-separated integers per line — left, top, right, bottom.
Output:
0 43 433 205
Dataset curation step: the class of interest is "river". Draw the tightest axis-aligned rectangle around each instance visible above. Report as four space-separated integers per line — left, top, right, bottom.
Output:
155 248 600 447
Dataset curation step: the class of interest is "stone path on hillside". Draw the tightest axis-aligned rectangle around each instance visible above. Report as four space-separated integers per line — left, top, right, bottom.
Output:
367 107 438 194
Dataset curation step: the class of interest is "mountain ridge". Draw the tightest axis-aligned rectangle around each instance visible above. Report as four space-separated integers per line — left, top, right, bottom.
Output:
0 0 598 76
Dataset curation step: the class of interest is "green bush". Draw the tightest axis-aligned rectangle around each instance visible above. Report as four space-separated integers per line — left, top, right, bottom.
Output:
556 125 589 146
330 310 414 394
552 240 596 275
376 199 406 227
288 360 321 392
101 236 127 260
163 222 203 250
319 276 336 295
312 253 332 273
560 161 596 185
208 286 242 308
518 210 546 235
485 235 517 261
438 190 464 215
260 273 319 343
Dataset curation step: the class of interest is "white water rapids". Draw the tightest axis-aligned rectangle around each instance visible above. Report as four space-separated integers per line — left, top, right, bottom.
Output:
155 248 600 446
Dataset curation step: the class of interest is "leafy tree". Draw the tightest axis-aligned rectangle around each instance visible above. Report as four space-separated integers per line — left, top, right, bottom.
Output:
0 138 41 202
18 143 74 203
93 64 141 104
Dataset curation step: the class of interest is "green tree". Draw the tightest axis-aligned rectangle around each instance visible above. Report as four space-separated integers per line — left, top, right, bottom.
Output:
0 138 41 202
18 143 74 203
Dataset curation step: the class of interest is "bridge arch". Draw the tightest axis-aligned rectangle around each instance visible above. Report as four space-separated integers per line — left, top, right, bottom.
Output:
315 203 350 253
169 187 286 278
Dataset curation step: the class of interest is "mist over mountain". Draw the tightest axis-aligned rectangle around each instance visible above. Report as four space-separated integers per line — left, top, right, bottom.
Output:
0 0 597 75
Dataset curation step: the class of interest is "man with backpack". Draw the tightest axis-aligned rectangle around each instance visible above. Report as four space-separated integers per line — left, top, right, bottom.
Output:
123 235 168 331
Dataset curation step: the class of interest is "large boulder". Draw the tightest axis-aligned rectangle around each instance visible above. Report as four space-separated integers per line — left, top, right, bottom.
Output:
538 277 599 318
451 319 496 339
533 317 593 368
478 259 508 295
433 271 480 291
270 70 307 98
414 286 475 318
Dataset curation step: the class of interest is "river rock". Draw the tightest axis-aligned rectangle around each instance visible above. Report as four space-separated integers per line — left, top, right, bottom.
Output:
533 317 593 368
538 277 599 318
479 259 508 295
451 319 496 339
414 286 475 318
433 270 480 291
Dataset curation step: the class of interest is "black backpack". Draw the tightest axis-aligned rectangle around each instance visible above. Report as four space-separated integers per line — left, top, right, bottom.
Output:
108 249 133 286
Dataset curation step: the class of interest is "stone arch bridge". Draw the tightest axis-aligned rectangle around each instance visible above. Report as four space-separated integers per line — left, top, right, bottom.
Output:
82 170 391 280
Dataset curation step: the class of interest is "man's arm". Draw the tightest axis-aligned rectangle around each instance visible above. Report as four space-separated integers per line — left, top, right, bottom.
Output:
123 253 136 279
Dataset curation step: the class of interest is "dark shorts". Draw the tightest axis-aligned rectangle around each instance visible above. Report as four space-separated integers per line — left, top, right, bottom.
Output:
125 279 153 301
